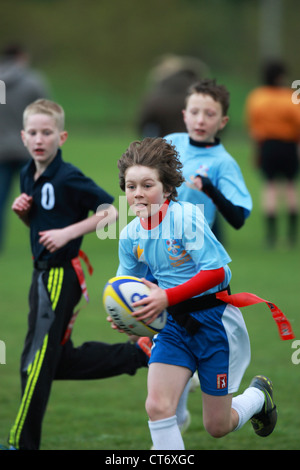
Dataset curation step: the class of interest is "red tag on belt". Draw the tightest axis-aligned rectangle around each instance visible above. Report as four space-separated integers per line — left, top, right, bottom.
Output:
215 291 295 341
78 249 93 275
61 250 93 345
71 250 93 302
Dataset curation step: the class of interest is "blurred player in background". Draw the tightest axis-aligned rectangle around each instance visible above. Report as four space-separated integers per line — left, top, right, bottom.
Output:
165 79 252 232
0 44 50 252
245 60 300 247
137 54 209 138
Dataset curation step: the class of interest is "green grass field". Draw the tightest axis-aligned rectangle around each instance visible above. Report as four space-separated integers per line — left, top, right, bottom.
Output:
0 130 299 451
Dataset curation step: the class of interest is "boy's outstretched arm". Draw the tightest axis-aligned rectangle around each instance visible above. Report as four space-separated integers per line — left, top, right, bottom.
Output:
39 204 118 253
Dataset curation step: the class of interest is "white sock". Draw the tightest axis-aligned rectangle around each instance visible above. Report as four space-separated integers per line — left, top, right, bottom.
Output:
232 386 265 431
148 415 185 450
175 382 190 428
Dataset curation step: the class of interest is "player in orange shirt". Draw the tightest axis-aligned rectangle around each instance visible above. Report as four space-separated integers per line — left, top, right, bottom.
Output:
245 61 300 247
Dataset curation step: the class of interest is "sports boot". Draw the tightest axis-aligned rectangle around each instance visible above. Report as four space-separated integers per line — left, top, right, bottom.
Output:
249 375 277 437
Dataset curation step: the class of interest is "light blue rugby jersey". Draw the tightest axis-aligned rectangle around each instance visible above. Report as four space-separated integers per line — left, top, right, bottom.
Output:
117 200 232 296
164 133 252 227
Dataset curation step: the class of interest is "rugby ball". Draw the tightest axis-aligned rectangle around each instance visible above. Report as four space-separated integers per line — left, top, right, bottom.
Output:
103 276 167 337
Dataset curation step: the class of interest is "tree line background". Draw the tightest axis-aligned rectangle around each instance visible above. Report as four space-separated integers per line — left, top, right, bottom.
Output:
1 0 300 132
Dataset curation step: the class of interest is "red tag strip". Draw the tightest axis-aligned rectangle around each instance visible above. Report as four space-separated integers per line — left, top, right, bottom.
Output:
71 257 90 302
61 309 79 345
78 249 93 276
61 251 93 345
215 291 295 341
71 250 94 302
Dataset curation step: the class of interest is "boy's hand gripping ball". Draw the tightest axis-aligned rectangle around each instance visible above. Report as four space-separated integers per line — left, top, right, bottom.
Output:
103 276 167 338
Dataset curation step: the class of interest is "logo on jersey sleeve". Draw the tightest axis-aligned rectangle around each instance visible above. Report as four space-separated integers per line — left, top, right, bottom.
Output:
132 244 146 263
136 244 144 261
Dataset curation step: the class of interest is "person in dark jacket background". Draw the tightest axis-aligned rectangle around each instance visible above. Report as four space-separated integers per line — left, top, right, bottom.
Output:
0 44 50 251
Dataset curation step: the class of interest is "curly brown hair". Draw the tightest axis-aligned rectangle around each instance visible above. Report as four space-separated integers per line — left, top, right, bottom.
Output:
118 137 184 201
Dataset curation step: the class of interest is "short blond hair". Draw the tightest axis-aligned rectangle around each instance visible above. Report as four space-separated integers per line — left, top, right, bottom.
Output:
23 99 65 131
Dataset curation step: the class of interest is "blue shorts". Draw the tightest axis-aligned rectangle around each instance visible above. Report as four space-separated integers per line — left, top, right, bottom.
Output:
149 303 251 396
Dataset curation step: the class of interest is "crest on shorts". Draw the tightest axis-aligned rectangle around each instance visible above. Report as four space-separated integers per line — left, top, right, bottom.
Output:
217 373 227 390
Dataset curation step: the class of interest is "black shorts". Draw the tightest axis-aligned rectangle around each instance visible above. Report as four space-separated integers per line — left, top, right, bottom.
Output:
259 139 299 181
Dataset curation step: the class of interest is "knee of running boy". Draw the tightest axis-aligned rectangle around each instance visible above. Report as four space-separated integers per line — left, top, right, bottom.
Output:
203 414 232 439
146 394 177 421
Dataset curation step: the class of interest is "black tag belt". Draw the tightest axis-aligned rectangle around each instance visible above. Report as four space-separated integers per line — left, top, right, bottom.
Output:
34 259 72 270
167 286 230 335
